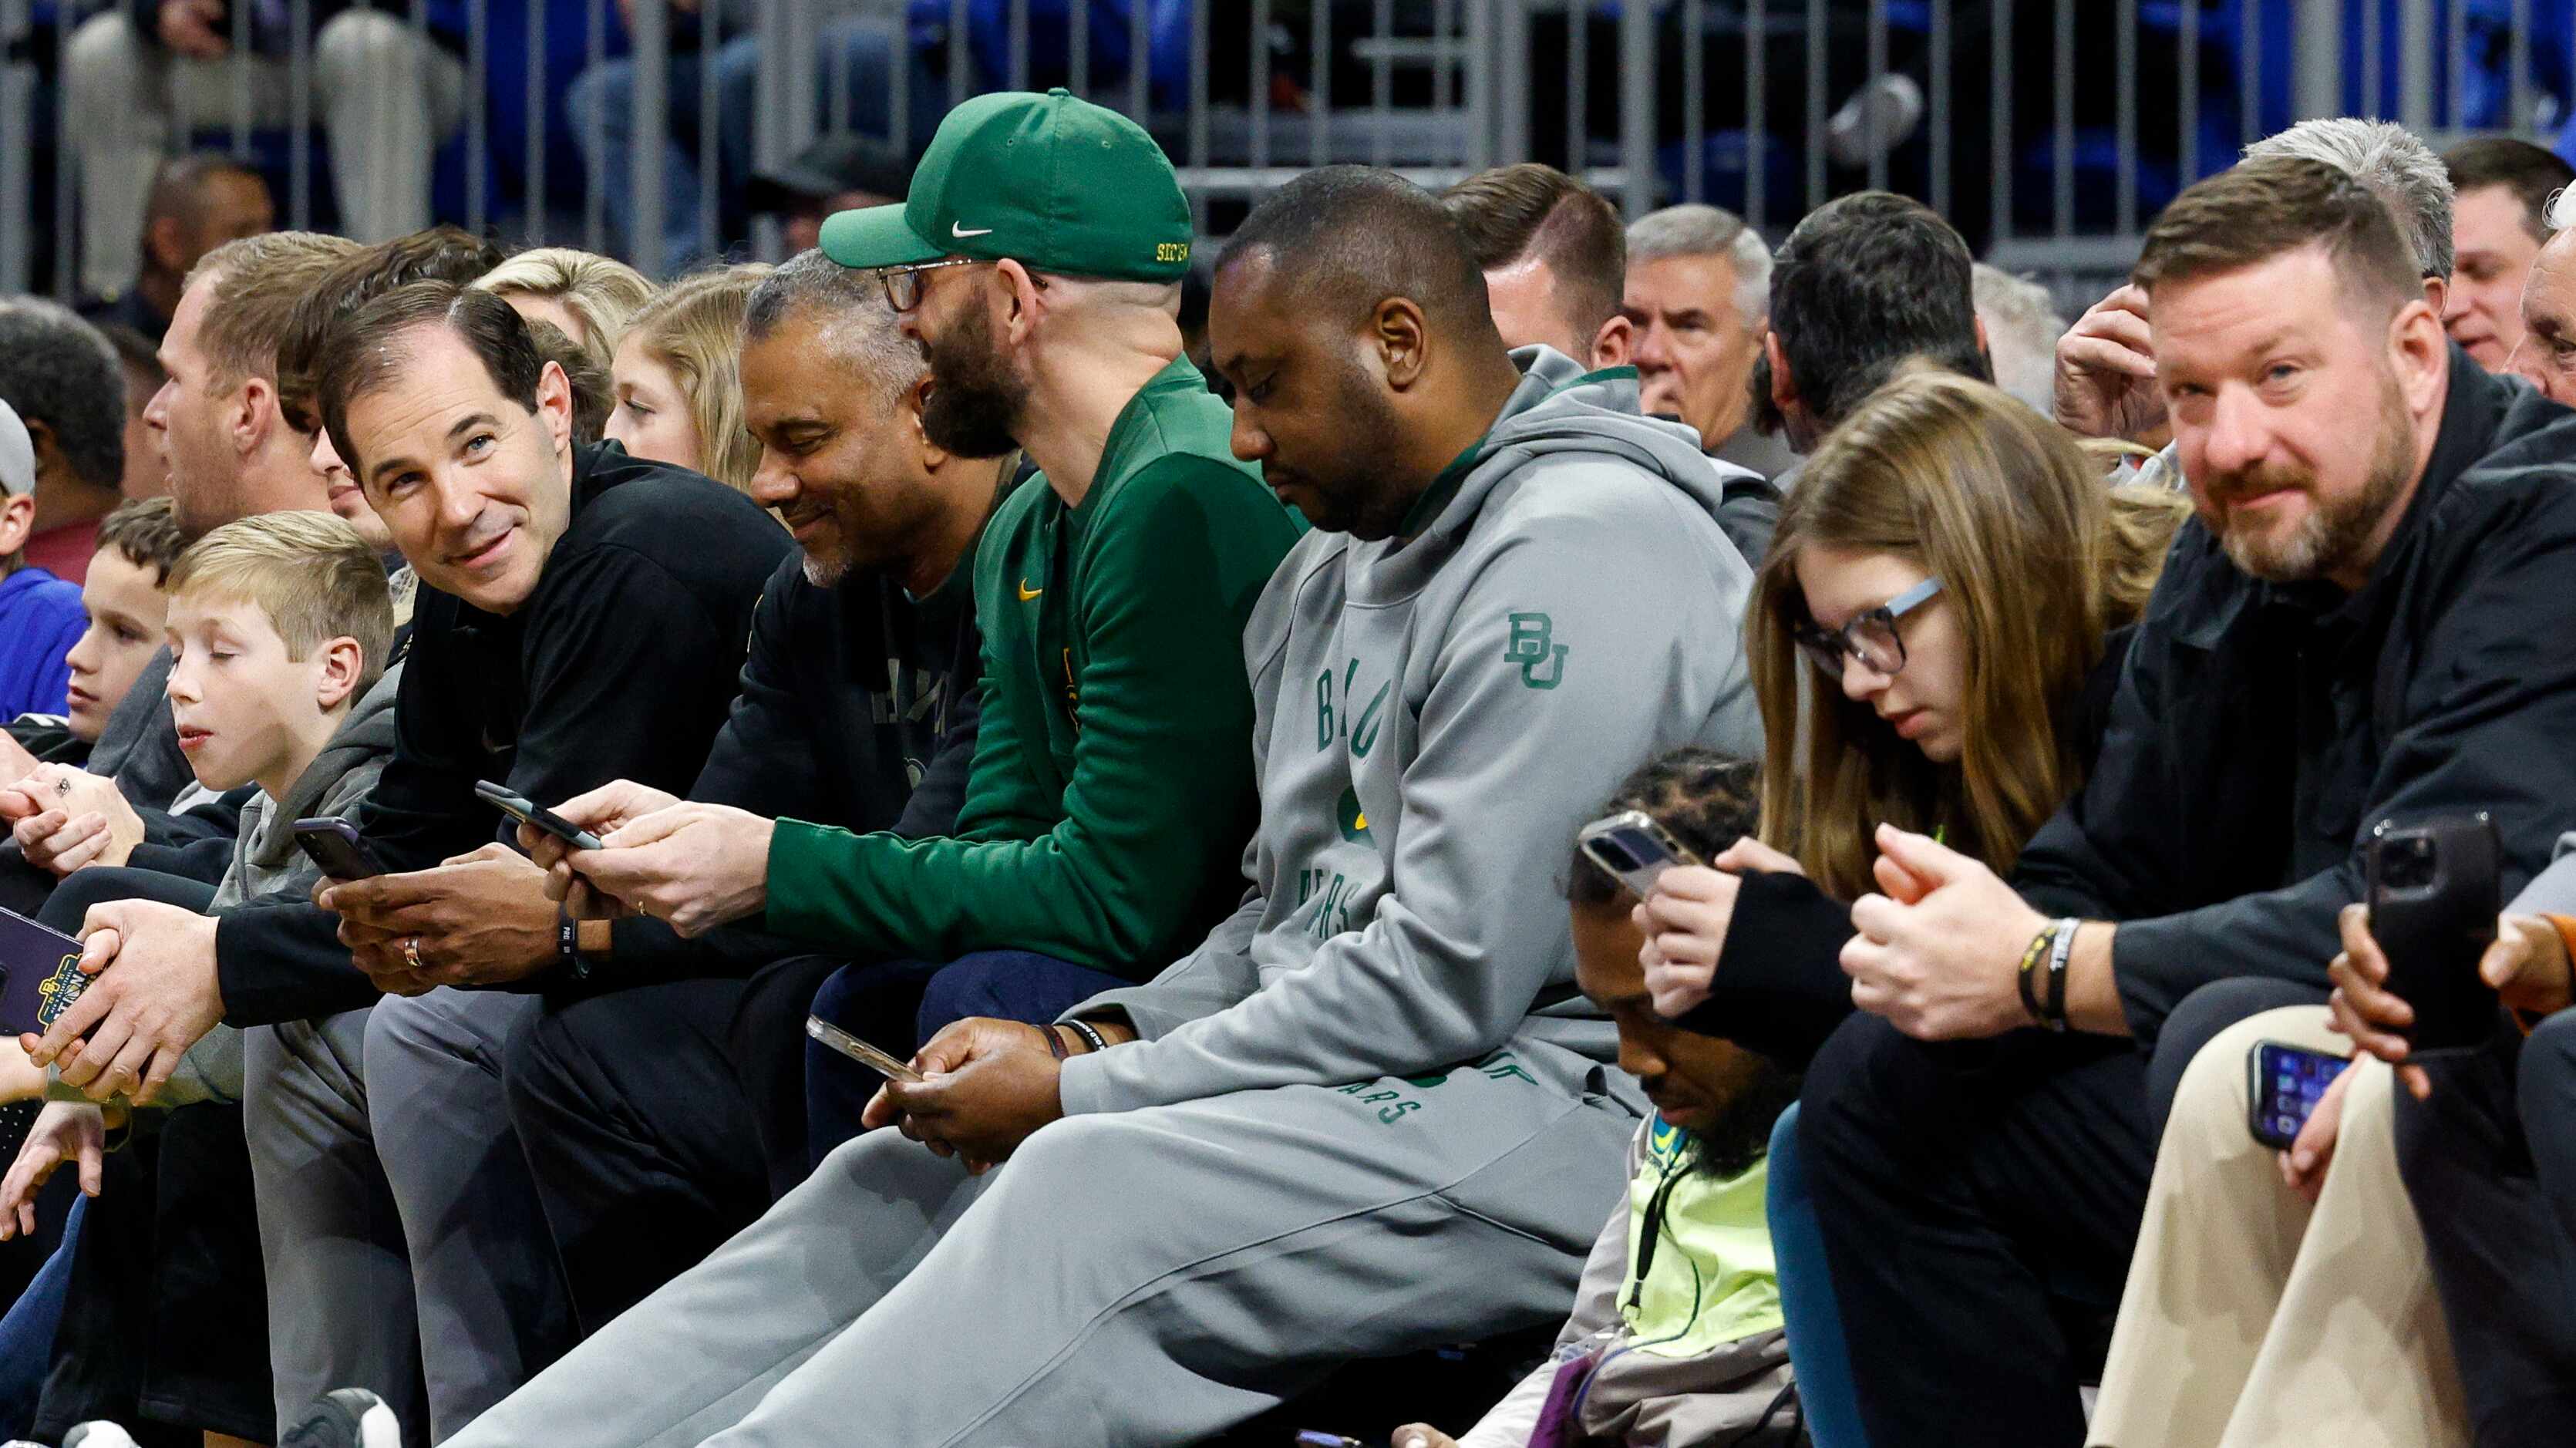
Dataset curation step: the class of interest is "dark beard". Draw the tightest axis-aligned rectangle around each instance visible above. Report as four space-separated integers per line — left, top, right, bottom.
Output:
1691 1058 1805 1180
920 302 1027 460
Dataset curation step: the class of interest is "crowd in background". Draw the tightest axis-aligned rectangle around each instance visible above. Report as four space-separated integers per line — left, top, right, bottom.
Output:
1 29 2575 1448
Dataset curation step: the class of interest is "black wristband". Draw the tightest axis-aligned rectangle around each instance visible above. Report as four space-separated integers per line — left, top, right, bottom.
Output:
557 904 588 981
1041 1024 1069 1061
1063 1019 1110 1055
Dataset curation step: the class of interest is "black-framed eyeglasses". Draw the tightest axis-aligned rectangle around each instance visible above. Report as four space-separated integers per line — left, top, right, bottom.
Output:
877 258 1052 313
876 258 992 313
1792 577 1944 679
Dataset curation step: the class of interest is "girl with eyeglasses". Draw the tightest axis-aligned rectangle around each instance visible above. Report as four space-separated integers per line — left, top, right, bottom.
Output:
1638 366 2187 1046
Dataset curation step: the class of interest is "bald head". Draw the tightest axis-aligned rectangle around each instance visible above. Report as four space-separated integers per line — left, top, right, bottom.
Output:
1217 166 1501 344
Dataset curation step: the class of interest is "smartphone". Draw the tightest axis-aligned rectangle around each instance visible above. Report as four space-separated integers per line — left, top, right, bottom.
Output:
2367 813 2502 1052
1578 810 1703 899
805 1016 924 1083
292 818 389 881
2245 1040 2348 1150
474 780 605 852
0 905 89 1039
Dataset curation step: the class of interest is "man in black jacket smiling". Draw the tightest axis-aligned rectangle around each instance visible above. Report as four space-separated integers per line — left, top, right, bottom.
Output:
34 281 790 1445
1796 155 2576 1446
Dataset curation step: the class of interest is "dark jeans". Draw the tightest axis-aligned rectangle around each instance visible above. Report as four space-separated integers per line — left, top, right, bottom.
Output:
504 956 844 1338
2395 1015 2576 1445
1796 1012 2156 1446
803 949 1133 1166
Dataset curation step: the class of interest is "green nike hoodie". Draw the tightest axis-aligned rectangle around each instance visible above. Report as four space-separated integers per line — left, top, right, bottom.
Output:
763 355 1299 974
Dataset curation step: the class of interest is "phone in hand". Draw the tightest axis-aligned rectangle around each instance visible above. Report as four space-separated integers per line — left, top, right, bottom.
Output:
805 1016 923 1083
292 818 388 881
2367 813 2502 1052
2245 1040 2347 1150
1578 810 1704 899
0 905 89 1039
474 780 605 852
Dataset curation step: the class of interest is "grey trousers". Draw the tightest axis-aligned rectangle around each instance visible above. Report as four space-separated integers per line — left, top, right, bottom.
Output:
244 990 571 1446
447 1042 1640 1448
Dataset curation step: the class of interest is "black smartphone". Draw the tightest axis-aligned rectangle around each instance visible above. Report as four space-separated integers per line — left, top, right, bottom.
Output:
292 818 388 881
2366 813 2502 1052
2245 1040 2347 1150
473 780 606 851
0 905 89 1039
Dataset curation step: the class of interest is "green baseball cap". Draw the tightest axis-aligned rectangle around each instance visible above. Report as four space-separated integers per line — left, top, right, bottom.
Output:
820 89 1194 282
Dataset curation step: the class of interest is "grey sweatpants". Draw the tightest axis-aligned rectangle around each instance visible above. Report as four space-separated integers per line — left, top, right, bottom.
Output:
244 990 571 1446
447 1042 1638 1448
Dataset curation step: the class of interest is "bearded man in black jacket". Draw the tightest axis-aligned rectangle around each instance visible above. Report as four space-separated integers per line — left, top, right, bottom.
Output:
1788 155 2576 1446
32 282 790 1446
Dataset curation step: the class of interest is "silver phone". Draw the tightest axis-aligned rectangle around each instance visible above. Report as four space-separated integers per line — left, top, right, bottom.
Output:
805 1015 924 1083
1577 810 1703 898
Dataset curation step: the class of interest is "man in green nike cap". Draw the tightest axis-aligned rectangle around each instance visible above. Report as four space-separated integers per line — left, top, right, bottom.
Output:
534 90 1297 1110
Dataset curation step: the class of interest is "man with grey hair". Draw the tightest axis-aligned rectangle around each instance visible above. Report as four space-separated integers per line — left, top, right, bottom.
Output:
2056 116 2456 454
0 299 128 583
1624 203 1797 480
1972 264 2069 417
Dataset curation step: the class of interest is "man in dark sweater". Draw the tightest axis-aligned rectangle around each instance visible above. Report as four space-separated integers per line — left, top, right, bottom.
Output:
1793 157 2576 1446
490 251 1004 1335
32 282 790 1445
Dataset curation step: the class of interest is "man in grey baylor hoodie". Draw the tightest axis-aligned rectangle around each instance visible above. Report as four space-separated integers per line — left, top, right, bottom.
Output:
437 166 1760 1448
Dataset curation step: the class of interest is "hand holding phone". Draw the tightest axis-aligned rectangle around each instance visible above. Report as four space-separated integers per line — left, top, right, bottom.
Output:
805 1017 923 1083
1578 810 1703 900
2366 814 2502 1052
2245 1040 2348 1150
0 907 90 1040
474 780 606 852
291 819 388 881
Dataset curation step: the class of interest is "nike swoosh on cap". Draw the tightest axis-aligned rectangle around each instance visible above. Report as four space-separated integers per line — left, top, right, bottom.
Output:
953 222 995 237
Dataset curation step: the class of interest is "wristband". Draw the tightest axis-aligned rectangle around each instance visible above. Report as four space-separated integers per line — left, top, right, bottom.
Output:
1062 1019 1110 1055
1041 1025 1070 1061
557 904 588 981
2042 918 2078 1031
2017 924 2052 1025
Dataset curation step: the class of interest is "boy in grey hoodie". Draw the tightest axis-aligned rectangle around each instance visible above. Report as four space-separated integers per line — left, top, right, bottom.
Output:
19 510 399 1115
424 166 1759 1448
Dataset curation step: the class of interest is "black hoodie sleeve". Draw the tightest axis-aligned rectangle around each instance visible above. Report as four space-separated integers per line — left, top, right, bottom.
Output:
1669 870 1860 1073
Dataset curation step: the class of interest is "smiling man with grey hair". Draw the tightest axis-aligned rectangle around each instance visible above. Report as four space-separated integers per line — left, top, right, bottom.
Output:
1624 204 1794 480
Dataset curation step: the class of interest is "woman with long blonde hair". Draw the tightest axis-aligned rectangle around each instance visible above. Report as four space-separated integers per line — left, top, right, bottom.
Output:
603 263 773 496
1638 366 2187 1043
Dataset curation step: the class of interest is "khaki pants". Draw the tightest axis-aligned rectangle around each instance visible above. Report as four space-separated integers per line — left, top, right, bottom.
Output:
65 10 466 297
2091 1005 2468 1447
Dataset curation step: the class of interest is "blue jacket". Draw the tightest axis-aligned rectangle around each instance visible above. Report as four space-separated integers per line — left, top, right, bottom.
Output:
0 566 82 722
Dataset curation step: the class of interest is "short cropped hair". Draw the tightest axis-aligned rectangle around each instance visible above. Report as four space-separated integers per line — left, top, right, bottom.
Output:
188 231 367 390
620 263 773 492
1440 163 1626 337
1770 191 1985 430
1220 165 1497 338
2245 118 2453 279
2133 153 2423 318
167 510 395 692
278 226 510 430
471 248 657 376
0 299 126 490
2443 136 2576 244
93 497 187 586
742 249 924 409
1627 204 1774 331
317 281 547 479
525 321 614 446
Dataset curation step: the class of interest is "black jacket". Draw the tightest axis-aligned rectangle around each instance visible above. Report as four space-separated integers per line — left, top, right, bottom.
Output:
2019 355 2576 1041
557 547 988 994
211 443 791 1025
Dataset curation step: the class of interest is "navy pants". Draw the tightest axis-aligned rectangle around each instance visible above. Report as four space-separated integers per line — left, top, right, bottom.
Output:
804 951 1132 1167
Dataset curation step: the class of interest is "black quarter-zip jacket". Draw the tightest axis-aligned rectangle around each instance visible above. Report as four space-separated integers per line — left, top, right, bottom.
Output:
211 443 790 1025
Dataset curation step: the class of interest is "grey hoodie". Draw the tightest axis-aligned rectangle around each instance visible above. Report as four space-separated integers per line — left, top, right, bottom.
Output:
52 664 405 1109
1059 348 1763 1114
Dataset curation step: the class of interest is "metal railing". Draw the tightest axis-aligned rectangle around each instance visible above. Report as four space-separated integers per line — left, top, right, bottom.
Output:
5 2 2574 302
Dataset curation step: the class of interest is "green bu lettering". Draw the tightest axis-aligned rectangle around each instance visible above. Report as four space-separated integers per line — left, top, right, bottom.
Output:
1504 611 1568 689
